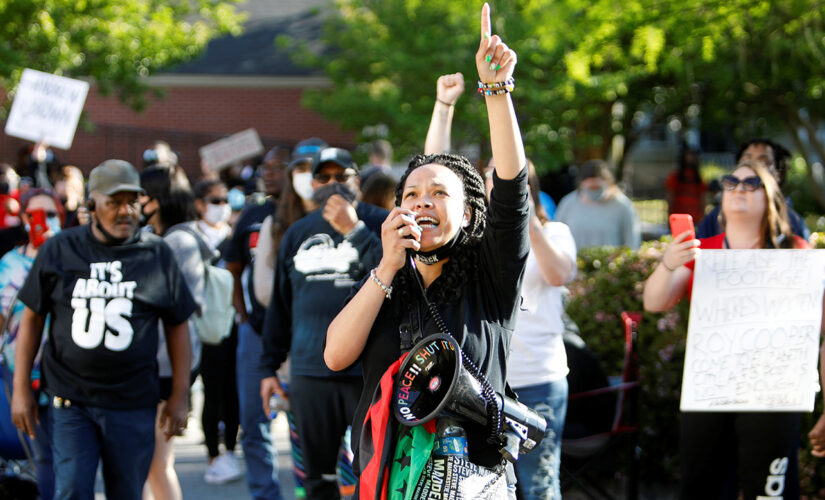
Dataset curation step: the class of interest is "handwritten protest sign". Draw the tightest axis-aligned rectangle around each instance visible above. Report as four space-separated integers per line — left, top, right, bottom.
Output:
4 69 90 150
199 128 264 171
681 249 825 412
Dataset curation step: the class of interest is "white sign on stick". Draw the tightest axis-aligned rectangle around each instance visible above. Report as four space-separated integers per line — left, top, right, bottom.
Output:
681 249 825 412
4 69 90 150
199 128 264 171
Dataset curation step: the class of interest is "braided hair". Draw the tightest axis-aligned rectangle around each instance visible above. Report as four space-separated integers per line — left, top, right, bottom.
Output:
392 153 488 306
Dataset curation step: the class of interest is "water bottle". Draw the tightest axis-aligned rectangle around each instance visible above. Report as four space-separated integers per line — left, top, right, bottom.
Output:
433 418 468 458
268 383 290 419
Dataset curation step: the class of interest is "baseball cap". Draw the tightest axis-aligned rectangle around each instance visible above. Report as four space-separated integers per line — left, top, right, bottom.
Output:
289 138 328 168
88 159 144 195
312 147 357 175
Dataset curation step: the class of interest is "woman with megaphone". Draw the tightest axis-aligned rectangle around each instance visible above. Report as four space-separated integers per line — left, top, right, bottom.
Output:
326 3 528 498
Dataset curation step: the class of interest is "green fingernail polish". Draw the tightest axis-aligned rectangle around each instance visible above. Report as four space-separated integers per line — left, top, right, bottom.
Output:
489 62 496 71
485 54 492 63
496 63 501 70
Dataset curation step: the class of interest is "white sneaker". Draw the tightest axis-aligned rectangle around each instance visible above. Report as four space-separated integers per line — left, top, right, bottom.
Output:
204 452 243 484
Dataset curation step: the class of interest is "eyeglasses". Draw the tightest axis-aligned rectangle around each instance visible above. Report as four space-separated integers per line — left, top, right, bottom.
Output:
313 171 354 184
721 174 763 192
26 210 59 218
206 197 228 205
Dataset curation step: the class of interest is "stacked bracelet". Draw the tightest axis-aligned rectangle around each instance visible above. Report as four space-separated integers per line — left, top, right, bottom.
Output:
477 77 515 96
370 268 392 299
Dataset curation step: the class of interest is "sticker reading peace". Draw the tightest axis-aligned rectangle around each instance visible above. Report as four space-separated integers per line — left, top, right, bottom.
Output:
70 261 137 352
680 249 825 412
396 338 456 423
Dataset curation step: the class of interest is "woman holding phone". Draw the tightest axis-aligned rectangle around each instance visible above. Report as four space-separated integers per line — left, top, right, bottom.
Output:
643 159 812 499
0 188 64 500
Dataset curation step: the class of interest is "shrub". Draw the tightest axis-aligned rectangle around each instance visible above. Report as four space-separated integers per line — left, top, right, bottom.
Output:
566 236 825 494
566 239 687 484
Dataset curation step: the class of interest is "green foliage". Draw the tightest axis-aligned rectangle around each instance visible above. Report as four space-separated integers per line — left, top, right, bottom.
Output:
566 240 687 482
784 157 822 216
0 0 244 111
289 0 825 200
566 238 825 492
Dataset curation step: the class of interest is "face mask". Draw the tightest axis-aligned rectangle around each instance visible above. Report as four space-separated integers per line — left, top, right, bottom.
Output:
292 172 314 201
46 216 61 235
139 200 156 227
228 188 246 211
204 203 231 226
94 217 130 245
312 182 357 206
414 227 466 265
584 186 606 202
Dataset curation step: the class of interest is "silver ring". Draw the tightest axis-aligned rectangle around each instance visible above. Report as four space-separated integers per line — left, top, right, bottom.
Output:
397 228 404 237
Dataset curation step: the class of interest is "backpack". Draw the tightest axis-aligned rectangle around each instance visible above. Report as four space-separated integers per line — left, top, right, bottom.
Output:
174 225 235 345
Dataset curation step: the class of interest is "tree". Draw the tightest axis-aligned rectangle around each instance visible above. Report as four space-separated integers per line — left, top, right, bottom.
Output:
293 0 825 211
0 0 244 111
286 0 701 172
546 0 825 206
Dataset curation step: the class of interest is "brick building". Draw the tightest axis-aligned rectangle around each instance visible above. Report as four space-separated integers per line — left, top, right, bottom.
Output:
0 0 353 179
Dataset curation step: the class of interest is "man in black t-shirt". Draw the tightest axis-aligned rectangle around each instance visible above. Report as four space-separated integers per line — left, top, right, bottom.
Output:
225 140 325 500
261 147 387 499
11 160 196 500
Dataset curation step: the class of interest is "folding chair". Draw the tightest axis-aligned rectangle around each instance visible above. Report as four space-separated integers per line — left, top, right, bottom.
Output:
561 311 640 500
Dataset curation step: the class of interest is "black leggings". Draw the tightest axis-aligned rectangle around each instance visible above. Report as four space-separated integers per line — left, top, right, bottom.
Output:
679 411 800 500
200 325 240 458
290 375 362 499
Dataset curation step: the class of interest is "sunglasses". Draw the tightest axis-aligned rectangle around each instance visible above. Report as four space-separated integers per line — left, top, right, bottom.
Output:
206 197 228 205
721 174 762 192
26 210 59 218
313 172 354 184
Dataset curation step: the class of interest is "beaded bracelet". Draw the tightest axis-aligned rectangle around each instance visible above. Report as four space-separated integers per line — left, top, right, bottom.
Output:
369 268 392 299
477 77 515 95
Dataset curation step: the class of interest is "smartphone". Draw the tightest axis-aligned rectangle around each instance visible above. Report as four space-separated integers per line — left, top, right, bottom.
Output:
669 213 695 241
28 208 48 248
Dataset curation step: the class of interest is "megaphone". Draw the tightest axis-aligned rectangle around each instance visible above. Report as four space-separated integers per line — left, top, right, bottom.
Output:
393 333 546 462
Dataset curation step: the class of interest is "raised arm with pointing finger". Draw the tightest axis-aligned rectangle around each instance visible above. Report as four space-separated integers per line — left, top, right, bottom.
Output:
326 4 529 492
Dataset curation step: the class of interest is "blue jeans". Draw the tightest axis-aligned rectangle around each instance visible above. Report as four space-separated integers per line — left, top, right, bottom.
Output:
50 401 155 500
32 403 54 500
236 321 283 500
513 379 568 500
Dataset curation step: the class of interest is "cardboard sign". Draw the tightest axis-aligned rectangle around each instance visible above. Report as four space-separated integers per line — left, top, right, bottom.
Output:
199 128 264 171
4 69 90 150
680 249 825 412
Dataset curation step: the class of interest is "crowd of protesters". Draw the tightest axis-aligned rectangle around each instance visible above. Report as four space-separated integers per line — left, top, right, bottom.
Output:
1 6 825 500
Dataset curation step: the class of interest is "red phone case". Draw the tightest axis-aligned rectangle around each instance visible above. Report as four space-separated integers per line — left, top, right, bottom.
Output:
29 208 48 248
669 213 695 240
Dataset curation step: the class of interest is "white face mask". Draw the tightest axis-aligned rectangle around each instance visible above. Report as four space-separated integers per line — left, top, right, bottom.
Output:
204 203 231 226
292 172 314 201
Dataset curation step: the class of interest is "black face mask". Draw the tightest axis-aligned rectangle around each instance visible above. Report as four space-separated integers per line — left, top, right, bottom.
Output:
94 217 134 246
413 227 465 265
139 200 156 228
312 182 357 206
